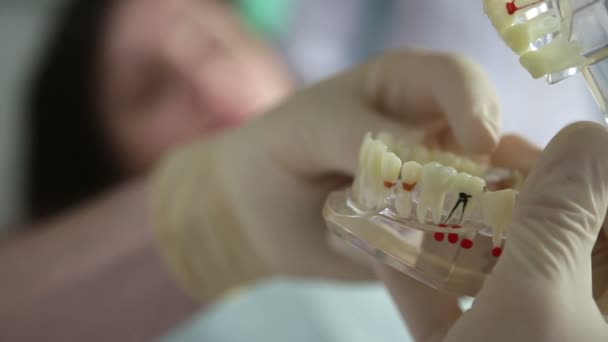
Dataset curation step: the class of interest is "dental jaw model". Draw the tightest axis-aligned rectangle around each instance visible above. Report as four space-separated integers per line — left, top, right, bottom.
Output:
484 0 608 115
323 133 521 296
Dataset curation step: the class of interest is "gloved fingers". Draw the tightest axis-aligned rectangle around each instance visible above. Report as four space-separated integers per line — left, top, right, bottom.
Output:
442 122 608 342
490 134 542 174
310 108 422 176
266 97 419 177
351 50 501 154
272 50 502 178
493 122 608 287
458 122 608 340
374 263 461 342
592 232 608 312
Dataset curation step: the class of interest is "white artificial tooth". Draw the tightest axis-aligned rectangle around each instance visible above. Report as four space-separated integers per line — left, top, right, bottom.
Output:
367 140 386 181
394 142 410 162
401 161 422 186
377 132 396 151
395 191 413 218
358 132 373 168
421 161 441 169
381 152 402 188
353 133 375 205
451 173 486 197
395 161 422 218
410 145 431 165
417 163 457 224
519 39 587 78
366 141 390 208
437 151 459 169
446 173 487 222
353 133 373 205
503 11 559 54
356 139 386 208
372 151 401 210
483 0 552 48
449 156 465 173
483 0 585 78
458 160 474 175
460 159 485 177
481 189 518 247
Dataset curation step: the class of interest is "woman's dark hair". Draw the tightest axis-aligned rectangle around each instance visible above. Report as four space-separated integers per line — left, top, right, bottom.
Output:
25 0 120 221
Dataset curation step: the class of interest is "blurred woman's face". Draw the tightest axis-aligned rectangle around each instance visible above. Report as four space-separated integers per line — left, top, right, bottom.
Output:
100 0 292 174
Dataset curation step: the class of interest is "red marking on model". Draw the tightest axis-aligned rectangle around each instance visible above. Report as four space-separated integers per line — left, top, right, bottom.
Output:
506 1 518 14
438 224 449 228
402 182 416 191
384 181 395 189
492 247 503 257
448 233 459 244
451 225 462 229
434 232 445 241
461 239 474 249
506 0 543 15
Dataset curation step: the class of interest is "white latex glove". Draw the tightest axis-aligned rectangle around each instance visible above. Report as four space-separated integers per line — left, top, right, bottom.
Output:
151 50 503 303
378 121 608 342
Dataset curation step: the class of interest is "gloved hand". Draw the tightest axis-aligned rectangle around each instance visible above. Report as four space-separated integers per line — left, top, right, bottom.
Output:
150 50 505 302
378 122 608 342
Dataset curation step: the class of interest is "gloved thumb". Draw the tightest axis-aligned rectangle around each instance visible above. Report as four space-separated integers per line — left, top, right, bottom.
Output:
493 121 608 291
450 122 608 341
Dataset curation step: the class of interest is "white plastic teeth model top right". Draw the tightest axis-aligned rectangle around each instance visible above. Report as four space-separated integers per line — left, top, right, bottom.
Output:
483 0 586 78
484 0 554 50
417 162 457 224
481 189 518 247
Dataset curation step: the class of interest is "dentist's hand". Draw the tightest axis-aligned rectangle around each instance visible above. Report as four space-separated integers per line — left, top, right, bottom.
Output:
150 50 503 302
379 122 608 342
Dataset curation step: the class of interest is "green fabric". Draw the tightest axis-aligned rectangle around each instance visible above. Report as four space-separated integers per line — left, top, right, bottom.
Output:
235 0 292 38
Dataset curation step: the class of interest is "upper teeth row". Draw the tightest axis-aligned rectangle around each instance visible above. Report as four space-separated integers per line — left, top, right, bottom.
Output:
374 132 487 177
354 132 518 248
483 0 587 78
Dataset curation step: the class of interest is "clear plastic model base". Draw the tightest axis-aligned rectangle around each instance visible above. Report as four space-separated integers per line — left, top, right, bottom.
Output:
323 133 521 297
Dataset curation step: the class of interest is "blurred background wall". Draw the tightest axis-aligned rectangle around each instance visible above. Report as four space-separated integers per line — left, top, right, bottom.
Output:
0 0 62 231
